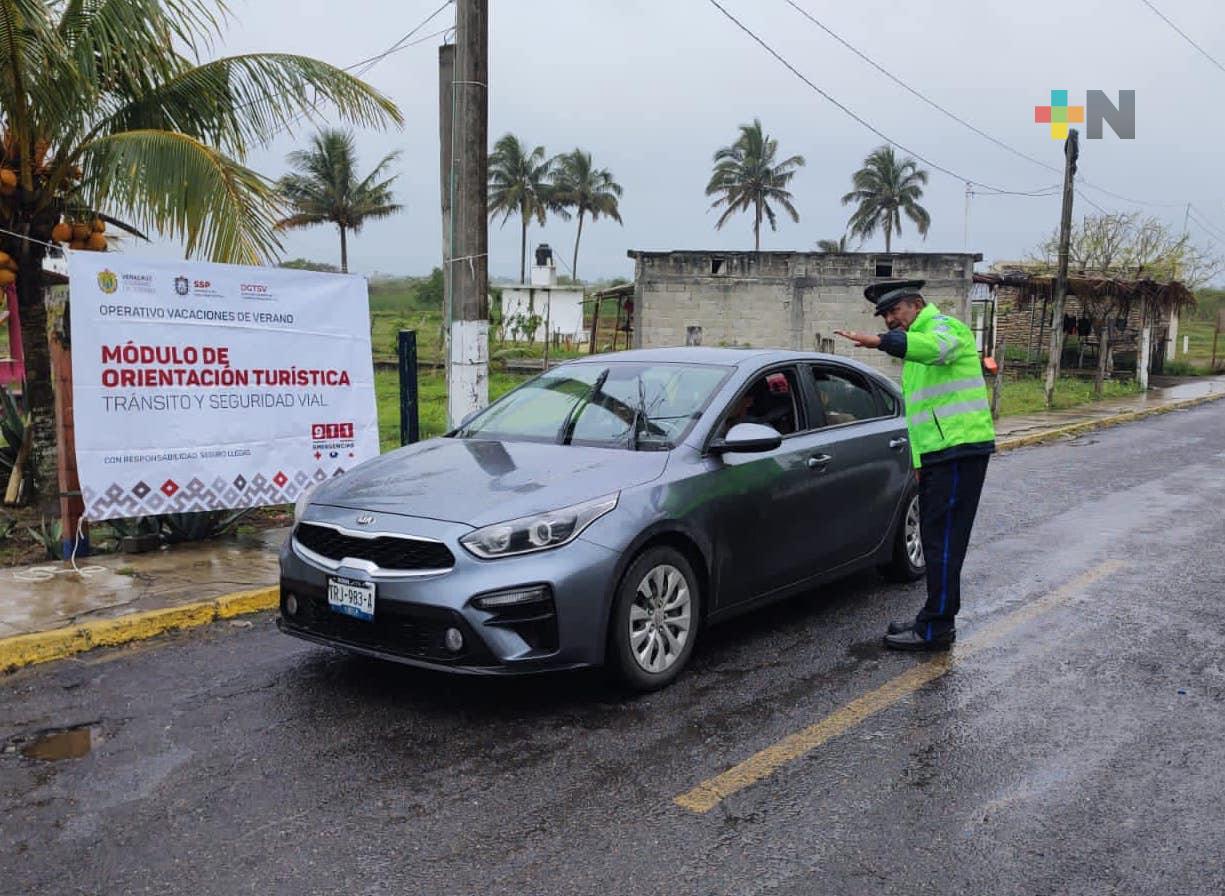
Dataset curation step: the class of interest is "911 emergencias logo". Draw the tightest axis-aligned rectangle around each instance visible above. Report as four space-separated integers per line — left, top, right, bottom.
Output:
311 422 356 462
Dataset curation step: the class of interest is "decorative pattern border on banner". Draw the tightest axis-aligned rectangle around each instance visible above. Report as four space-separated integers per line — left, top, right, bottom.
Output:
82 467 342 520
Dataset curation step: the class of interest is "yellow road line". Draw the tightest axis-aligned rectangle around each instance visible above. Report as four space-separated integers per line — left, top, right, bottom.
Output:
0 586 279 675
674 560 1124 814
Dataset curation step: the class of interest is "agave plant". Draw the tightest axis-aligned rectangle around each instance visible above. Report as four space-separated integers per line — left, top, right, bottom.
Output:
157 509 252 544
25 515 63 559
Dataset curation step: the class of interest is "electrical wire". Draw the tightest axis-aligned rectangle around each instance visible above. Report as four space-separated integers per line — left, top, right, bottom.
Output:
1076 190 1111 216
1139 0 1225 77
782 0 1204 213
782 0 1065 178
1188 207 1225 243
350 1 456 77
237 1 455 138
705 0 1057 196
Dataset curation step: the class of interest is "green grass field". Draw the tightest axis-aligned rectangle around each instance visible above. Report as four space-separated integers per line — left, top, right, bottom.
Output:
1170 318 1223 372
995 376 1143 418
375 368 528 453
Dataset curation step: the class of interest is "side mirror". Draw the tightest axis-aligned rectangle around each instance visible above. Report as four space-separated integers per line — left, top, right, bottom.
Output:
711 422 783 455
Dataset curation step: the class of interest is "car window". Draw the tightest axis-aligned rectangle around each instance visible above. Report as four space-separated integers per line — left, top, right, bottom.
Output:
718 368 801 438
810 366 882 427
457 361 731 449
876 383 900 416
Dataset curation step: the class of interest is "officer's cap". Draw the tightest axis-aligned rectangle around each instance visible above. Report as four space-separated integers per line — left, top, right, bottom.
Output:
864 279 925 316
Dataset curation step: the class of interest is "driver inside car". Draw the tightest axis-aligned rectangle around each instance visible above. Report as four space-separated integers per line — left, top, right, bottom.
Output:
721 373 793 437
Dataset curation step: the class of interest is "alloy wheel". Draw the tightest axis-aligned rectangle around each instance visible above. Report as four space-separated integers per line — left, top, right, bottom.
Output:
628 564 692 674
905 495 924 568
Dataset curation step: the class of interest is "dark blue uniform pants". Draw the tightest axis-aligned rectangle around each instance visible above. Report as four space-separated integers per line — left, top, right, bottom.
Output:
915 455 990 639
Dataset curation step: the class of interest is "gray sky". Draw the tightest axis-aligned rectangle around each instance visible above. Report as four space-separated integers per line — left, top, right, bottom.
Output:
150 0 1225 282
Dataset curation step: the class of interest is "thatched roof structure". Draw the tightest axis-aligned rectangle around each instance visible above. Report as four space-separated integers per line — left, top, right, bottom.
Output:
974 271 1196 314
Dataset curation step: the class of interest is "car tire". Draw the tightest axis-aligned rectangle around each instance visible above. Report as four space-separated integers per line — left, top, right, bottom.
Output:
879 490 925 582
609 546 701 692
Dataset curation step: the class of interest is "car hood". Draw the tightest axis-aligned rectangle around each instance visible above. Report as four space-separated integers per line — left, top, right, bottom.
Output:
311 437 668 527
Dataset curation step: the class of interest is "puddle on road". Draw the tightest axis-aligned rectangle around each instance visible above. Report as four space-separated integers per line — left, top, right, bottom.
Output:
17 726 95 761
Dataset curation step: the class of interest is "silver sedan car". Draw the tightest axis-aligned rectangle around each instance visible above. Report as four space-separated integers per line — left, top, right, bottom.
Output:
278 347 923 690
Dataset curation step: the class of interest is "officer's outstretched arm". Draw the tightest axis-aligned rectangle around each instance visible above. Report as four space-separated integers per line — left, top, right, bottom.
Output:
878 325 960 366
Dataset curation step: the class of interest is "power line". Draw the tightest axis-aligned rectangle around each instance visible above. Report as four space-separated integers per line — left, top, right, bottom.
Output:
262 12 455 141
705 0 1049 196
235 0 453 139
351 0 455 77
1188 207 1225 243
971 185 1061 198
1139 0 1225 77
1076 189 1111 216
781 0 1197 213
782 0 1064 178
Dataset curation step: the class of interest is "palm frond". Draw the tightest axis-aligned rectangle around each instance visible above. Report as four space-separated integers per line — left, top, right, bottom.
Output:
82 128 283 263
94 54 401 160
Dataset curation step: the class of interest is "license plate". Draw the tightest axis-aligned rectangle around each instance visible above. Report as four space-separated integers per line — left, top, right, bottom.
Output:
327 576 375 621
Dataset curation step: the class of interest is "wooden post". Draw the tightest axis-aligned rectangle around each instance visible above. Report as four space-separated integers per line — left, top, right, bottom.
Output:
1044 129 1079 408
1094 316 1113 398
439 43 455 397
1137 299 1152 391
398 330 419 445
447 0 489 428
588 294 600 354
1213 308 1224 372
991 337 1006 420
51 336 87 557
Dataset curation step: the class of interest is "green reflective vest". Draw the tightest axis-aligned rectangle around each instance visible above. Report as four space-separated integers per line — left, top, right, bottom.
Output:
901 303 996 468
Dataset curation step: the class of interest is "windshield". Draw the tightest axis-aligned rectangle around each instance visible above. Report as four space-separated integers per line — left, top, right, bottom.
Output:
454 362 731 450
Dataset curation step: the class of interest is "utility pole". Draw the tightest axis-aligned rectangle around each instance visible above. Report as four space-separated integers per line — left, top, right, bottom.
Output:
963 181 972 250
1043 129 1079 409
438 42 455 401
447 0 489 428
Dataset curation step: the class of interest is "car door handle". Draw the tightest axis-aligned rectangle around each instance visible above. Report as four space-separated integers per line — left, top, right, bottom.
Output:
807 454 832 470
889 437 908 450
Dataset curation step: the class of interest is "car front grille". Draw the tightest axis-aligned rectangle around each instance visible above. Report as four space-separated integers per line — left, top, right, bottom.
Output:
293 522 455 572
281 585 493 664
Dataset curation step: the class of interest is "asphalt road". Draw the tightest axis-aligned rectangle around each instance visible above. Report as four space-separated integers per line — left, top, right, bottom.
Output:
3 404 1224 896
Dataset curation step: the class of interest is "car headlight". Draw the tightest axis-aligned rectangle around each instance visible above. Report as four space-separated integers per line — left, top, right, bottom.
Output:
460 494 619 559
294 481 322 523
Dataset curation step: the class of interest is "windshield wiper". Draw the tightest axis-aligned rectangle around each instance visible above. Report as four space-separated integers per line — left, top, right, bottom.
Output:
559 368 609 446
629 375 648 451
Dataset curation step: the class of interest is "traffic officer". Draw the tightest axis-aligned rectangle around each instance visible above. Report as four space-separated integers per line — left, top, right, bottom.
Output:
836 280 995 651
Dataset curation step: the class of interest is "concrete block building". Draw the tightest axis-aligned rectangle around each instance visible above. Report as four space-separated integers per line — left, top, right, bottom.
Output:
627 250 981 378
500 244 587 346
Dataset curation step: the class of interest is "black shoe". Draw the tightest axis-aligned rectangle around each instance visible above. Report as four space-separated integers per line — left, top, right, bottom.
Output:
883 628 955 651
886 620 914 635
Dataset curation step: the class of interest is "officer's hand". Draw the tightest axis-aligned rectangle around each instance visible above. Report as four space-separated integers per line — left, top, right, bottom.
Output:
835 330 881 349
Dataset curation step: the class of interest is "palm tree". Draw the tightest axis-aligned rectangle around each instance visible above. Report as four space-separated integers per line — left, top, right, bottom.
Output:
276 129 401 273
816 235 851 252
841 146 931 253
488 134 553 283
705 119 805 252
549 149 622 282
0 0 400 501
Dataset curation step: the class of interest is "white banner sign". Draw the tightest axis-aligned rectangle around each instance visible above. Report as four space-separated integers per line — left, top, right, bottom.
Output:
69 253 379 520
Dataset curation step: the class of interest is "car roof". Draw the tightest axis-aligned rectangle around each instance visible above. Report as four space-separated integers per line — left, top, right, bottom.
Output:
562 346 879 374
